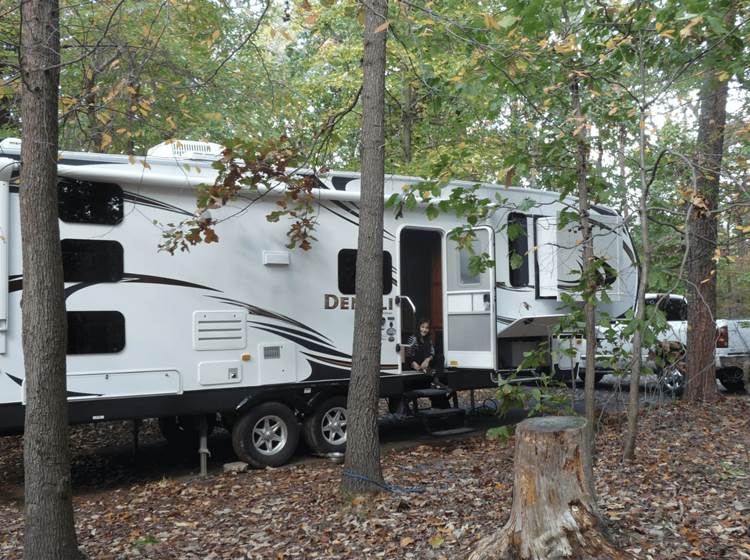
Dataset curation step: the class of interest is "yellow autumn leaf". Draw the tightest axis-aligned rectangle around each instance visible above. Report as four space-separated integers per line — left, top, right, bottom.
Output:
128 154 136 165
166 116 177 129
659 30 675 39
429 534 444 548
655 22 663 32
400 537 414 547
374 20 390 33
304 13 317 25
351 495 366 507
141 160 151 170
100 133 112 150
483 13 500 30
718 71 730 81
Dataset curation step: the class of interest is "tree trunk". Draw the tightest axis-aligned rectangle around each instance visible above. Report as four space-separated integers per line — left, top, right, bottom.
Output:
341 0 388 498
624 97 650 461
401 80 413 163
571 76 596 485
20 0 83 558
469 417 629 560
685 66 729 403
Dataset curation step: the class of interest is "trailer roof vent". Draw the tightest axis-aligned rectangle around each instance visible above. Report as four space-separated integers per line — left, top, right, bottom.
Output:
147 140 224 161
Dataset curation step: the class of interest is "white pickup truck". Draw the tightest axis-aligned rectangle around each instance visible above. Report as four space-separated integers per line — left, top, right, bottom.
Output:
586 293 750 393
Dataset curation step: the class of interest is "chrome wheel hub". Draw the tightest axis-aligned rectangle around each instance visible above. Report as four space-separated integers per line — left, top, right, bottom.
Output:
252 415 287 456
321 407 347 446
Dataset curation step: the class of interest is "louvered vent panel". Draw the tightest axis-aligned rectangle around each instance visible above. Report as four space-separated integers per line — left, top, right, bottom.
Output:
263 346 281 359
193 310 247 351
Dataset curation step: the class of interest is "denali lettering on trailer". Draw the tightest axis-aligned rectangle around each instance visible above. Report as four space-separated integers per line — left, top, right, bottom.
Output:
324 294 394 311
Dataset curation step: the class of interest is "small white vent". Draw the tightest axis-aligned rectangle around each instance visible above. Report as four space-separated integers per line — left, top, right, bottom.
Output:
264 346 281 359
147 140 224 160
193 310 247 351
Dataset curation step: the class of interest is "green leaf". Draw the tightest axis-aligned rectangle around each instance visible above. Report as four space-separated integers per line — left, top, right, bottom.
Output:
426 204 439 220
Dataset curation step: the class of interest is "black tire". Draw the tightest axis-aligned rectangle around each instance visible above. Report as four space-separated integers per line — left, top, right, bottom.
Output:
232 402 300 468
578 368 605 385
657 363 685 396
303 395 348 455
718 368 746 393
553 364 579 386
158 414 215 449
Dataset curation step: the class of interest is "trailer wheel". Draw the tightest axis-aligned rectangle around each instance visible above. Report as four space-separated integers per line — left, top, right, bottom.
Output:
303 395 348 455
232 402 300 468
718 368 746 393
158 414 215 449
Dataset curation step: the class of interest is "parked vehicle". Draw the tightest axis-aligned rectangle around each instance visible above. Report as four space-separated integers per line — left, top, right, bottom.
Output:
584 293 749 393
0 138 637 466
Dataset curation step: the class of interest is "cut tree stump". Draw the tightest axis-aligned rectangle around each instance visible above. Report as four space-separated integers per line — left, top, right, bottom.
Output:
469 416 632 560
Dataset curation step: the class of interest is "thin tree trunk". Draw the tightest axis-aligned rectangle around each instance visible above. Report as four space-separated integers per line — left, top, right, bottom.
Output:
401 80 413 163
685 65 729 403
618 124 628 220
20 0 82 558
341 0 388 498
624 54 650 459
571 76 596 490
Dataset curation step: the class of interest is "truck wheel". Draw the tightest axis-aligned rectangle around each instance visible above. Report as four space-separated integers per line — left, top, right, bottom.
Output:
232 402 300 468
553 364 579 386
578 368 604 386
657 363 685 396
718 368 746 393
159 414 215 449
303 395 348 455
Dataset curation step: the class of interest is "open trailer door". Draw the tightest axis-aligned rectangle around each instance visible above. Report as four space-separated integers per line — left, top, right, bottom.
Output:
443 227 496 369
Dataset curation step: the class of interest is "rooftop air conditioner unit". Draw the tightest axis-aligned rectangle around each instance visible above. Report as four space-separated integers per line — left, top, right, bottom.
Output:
147 140 224 161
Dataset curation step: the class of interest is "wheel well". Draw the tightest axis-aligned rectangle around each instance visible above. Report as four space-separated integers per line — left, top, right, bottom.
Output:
306 389 348 415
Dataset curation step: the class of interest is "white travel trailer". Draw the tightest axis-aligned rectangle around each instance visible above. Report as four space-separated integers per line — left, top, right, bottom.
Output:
0 138 637 466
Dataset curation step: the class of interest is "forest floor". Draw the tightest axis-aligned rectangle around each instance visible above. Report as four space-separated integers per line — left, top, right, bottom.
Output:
0 390 748 559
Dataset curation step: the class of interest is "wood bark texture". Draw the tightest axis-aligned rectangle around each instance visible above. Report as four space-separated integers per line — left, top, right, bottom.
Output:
570 76 596 487
624 94 650 461
341 0 388 497
20 0 83 558
469 417 631 560
685 66 728 403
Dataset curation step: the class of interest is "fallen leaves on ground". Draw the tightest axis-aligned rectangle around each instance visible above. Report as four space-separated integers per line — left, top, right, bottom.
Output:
0 395 748 559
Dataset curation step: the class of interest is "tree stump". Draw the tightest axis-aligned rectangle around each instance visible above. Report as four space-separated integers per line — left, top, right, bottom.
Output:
469 416 631 560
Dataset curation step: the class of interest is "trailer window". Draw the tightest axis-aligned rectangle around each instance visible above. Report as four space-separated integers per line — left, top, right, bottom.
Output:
58 179 123 225
338 249 393 295
459 249 480 285
62 239 124 283
67 311 125 354
507 213 529 287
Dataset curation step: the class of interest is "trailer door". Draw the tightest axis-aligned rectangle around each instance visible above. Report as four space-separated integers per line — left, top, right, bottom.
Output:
444 227 496 369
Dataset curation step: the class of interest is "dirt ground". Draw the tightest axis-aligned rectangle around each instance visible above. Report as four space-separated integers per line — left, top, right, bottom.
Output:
0 391 748 559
